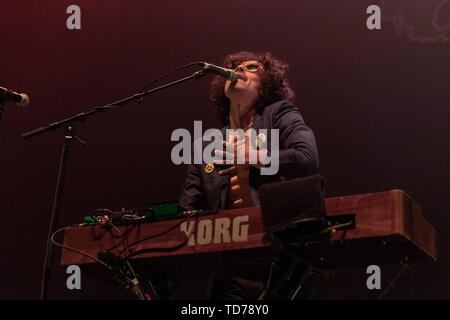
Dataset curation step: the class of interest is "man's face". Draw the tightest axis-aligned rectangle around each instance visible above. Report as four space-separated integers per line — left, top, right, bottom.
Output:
224 60 264 100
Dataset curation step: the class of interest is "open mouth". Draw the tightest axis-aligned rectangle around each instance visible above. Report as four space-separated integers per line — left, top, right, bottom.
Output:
236 73 248 81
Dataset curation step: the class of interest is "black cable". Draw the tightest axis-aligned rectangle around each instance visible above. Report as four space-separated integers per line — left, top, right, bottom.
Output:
103 224 138 252
51 208 203 297
118 210 204 256
92 224 109 252
318 221 353 235
125 236 189 259
377 258 411 300
51 225 113 269
86 208 112 248
51 225 148 300
258 261 276 300
137 61 204 93
87 208 137 253
78 61 205 115
83 207 205 256
109 222 131 257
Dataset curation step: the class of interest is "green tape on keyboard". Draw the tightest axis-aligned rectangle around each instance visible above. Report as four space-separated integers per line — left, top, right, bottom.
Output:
144 203 180 219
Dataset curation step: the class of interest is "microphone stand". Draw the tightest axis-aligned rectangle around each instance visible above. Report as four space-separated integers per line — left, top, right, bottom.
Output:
0 89 15 123
22 69 206 300
0 95 5 123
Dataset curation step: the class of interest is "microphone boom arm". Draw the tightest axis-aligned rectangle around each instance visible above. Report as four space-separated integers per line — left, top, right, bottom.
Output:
22 70 206 139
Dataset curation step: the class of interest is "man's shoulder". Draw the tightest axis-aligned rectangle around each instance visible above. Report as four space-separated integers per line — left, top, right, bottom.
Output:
262 100 298 114
261 100 301 120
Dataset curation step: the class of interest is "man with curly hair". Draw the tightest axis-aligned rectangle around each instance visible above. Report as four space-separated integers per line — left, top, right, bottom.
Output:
178 51 320 299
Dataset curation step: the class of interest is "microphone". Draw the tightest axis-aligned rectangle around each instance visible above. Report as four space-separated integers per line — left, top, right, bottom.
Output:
201 62 238 81
0 86 30 107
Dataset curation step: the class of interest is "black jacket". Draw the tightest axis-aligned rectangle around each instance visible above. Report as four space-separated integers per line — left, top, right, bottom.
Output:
179 100 319 211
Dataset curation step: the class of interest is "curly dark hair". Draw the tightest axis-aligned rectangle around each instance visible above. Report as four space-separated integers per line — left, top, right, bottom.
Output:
210 51 295 126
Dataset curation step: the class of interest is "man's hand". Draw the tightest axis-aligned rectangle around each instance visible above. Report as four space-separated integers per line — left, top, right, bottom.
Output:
214 135 268 175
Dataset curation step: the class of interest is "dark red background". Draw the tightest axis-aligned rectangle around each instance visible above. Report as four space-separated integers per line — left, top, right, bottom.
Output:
1 0 449 299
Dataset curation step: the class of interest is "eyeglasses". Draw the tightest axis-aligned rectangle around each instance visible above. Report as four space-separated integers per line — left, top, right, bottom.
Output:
234 63 262 73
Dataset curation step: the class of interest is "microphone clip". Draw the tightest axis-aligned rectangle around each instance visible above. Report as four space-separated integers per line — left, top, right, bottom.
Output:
193 70 207 80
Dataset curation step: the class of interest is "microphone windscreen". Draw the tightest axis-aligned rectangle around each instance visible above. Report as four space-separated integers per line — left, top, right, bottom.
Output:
18 93 29 107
